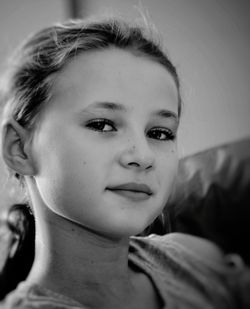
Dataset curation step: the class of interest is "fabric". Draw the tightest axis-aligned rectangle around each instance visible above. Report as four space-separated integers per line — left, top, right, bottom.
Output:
1 233 248 309
165 138 250 265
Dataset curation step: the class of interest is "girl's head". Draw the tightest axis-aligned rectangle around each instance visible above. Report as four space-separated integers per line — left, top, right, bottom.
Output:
1 17 181 237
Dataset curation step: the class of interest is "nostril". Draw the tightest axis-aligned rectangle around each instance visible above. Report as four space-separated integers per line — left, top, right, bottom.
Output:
128 162 140 167
127 161 153 170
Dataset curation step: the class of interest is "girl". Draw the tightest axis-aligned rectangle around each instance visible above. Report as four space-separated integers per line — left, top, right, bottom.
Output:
0 16 247 309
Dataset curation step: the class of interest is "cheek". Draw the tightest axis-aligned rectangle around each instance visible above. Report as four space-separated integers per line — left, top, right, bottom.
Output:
35 132 108 206
157 147 178 194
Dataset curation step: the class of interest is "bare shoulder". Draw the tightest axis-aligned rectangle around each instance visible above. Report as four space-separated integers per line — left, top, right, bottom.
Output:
166 232 225 264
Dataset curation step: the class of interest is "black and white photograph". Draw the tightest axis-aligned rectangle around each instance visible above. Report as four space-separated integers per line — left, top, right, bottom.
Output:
0 1 249 308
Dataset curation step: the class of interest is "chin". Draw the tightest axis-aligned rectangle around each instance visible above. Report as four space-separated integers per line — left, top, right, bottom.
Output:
103 216 156 239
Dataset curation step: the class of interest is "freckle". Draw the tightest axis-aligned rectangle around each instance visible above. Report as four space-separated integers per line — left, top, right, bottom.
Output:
83 161 87 165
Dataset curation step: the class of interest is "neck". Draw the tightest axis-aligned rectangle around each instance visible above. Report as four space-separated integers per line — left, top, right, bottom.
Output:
27 209 137 308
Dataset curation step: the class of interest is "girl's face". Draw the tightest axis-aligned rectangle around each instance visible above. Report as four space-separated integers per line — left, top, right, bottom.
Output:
31 48 179 238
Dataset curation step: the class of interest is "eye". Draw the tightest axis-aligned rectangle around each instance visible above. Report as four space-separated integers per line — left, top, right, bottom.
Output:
86 119 117 132
147 127 175 141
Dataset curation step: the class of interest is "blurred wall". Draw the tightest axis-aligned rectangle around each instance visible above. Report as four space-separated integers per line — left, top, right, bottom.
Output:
0 0 67 73
83 0 250 156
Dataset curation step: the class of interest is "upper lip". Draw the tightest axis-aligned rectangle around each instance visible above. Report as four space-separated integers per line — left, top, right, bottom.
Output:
107 183 153 195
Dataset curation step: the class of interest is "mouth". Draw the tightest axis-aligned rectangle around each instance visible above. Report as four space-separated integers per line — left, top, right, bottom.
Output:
106 183 153 201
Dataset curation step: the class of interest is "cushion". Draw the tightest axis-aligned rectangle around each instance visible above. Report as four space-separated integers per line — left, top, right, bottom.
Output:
163 137 250 265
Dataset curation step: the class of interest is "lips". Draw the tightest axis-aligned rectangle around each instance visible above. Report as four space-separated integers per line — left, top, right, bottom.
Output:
106 183 153 202
107 183 153 196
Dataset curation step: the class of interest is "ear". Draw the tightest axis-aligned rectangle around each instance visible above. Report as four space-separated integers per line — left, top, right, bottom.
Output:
1 119 36 176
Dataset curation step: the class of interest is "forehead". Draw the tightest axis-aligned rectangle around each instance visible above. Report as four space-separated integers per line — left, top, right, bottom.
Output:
50 48 178 114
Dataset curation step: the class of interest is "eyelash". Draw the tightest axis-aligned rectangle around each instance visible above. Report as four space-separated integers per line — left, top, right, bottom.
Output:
85 119 175 141
147 127 176 141
86 119 117 132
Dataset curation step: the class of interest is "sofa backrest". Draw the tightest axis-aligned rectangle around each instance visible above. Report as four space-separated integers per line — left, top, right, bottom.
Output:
166 137 250 264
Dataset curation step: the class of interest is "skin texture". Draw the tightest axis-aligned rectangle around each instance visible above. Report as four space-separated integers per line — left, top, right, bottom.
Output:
12 48 180 308
30 48 179 239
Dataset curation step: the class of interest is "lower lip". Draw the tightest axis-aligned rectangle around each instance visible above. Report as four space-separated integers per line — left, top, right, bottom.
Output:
107 189 151 201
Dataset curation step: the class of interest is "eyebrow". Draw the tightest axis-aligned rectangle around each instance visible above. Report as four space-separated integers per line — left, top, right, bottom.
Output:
82 101 179 122
153 109 179 123
86 101 125 112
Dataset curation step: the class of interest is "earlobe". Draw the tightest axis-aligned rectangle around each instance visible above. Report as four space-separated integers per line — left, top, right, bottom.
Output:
1 119 36 176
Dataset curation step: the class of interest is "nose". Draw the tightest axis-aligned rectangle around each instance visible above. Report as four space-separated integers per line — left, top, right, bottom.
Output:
119 135 155 171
